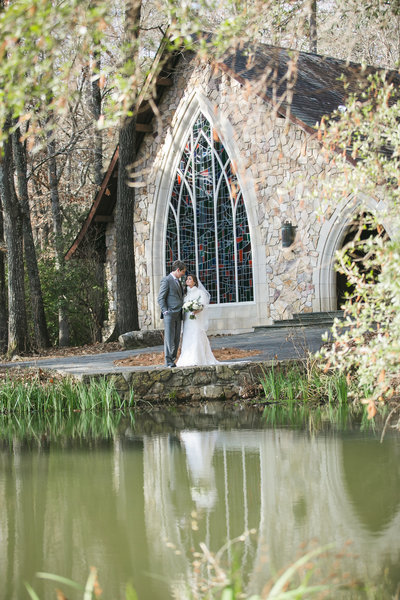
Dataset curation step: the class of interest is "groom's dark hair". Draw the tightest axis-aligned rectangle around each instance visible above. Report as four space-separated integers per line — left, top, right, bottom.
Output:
172 259 186 271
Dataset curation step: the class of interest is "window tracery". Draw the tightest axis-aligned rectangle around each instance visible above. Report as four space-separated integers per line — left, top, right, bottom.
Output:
165 113 253 303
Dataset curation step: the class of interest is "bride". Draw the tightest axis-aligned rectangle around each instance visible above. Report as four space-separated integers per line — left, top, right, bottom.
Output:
176 274 219 367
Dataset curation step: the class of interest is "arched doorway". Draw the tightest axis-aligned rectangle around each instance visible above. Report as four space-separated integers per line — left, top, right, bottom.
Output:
336 213 388 310
313 198 389 314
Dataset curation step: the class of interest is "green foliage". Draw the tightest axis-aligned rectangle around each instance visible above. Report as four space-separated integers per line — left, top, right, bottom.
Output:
38 254 106 346
8 0 393 147
0 375 134 416
183 535 352 599
26 542 345 599
125 583 139 600
1 0 279 143
0 0 111 142
26 569 98 600
259 360 353 407
314 75 400 427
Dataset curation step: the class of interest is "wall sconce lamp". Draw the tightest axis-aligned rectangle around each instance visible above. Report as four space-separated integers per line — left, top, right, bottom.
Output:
281 221 297 248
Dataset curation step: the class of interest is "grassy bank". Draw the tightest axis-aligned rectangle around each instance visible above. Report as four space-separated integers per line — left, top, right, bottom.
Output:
0 360 392 429
259 360 353 407
257 359 396 431
0 361 365 417
0 372 134 416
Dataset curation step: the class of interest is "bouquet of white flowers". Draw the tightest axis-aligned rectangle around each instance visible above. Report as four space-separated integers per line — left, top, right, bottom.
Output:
182 297 203 319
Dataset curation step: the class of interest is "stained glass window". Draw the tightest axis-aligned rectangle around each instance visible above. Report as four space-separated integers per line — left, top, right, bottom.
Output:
165 112 254 304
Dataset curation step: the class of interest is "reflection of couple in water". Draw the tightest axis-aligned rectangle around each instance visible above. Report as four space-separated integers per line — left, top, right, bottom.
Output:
157 260 219 368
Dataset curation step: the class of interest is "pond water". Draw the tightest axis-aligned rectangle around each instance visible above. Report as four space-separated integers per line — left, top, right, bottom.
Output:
0 404 399 600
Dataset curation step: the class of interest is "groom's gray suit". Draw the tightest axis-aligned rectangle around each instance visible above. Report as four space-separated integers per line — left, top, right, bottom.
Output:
158 273 184 367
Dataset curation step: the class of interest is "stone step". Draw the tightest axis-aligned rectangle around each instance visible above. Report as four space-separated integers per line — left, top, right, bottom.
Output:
254 311 344 331
292 310 344 323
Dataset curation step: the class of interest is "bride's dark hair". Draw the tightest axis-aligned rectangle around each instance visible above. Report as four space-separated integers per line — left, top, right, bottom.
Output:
184 273 198 292
189 273 198 287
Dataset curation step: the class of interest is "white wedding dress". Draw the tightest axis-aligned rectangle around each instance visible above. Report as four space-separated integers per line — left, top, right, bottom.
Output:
176 285 219 367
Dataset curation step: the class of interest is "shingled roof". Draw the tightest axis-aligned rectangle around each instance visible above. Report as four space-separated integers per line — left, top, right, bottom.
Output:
221 44 400 130
66 40 400 260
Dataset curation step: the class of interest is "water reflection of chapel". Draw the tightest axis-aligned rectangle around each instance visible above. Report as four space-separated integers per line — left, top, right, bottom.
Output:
1 421 400 599
140 428 400 598
66 42 399 337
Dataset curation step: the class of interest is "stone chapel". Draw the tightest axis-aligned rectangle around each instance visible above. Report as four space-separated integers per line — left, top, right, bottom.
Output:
66 40 399 337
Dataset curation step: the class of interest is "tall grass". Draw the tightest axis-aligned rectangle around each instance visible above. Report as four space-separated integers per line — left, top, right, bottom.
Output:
0 376 134 416
260 361 354 408
258 361 385 431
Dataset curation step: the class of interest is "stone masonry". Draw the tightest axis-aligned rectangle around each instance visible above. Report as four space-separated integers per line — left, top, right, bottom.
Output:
81 359 302 402
103 55 341 336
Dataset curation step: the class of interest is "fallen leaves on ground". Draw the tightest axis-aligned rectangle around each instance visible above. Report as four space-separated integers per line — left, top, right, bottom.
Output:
1 342 122 384
2 341 122 362
114 347 260 366
0 366 64 384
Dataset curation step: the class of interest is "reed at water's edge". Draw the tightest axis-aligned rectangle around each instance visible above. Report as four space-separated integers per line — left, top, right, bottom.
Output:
1 359 396 432
258 357 361 407
0 374 135 416
257 357 400 433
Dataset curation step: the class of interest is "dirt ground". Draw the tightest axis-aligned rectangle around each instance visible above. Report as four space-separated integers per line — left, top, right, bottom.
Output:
0 342 120 383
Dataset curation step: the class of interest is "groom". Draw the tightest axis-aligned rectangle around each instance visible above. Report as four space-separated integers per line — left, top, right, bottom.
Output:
158 260 187 367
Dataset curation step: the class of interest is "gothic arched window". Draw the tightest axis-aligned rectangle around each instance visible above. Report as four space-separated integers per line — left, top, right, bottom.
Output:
165 113 253 304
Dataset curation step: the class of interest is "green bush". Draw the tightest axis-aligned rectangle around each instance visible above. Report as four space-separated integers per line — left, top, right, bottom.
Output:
37 254 107 346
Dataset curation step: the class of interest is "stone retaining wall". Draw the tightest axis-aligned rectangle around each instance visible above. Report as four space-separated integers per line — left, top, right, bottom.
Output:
81 359 303 402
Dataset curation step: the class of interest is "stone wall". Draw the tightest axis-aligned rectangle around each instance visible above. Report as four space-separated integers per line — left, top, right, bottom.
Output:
104 54 342 336
81 359 302 402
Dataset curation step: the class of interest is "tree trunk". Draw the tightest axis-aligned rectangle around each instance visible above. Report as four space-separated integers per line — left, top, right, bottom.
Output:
310 0 317 53
0 193 8 354
12 130 50 349
91 49 103 187
46 120 70 346
0 124 29 355
115 117 139 335
115 0 141 336
90 49 106 340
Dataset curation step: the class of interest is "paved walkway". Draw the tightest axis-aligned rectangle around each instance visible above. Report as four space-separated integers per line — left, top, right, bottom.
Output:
2 325 331 377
